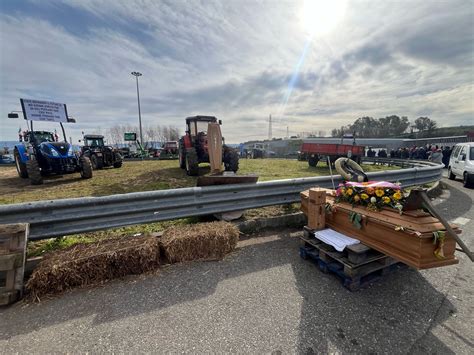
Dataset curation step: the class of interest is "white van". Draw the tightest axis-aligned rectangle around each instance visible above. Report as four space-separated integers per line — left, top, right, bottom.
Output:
448 142 474 187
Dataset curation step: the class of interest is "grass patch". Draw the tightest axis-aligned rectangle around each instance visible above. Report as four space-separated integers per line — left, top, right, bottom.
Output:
0 160 194 205
0 159 398 205
243 203 302 219
28 218 198 257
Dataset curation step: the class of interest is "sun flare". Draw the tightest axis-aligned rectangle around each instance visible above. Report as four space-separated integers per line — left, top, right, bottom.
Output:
301 0 347 37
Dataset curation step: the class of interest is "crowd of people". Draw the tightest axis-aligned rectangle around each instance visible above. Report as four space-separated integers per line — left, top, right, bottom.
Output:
366 145 452 167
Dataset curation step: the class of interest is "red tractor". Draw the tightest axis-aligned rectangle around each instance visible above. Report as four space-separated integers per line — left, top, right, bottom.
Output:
179 115 239 176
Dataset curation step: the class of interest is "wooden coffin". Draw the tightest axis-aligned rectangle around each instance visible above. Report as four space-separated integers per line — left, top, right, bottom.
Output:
300 190 459 269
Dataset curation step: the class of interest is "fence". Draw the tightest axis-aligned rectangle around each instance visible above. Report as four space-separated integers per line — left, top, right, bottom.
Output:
0 159 443 241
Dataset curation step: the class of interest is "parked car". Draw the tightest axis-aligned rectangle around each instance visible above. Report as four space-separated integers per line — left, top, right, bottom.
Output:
447 142 474 187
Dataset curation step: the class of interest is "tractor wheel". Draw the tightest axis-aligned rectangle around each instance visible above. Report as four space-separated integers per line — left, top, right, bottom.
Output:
113 152 123 168
308 156 319 167
185 149 199 176
14 149 28 178
26 159 43 185
80 156 93 179
90 154 103 170
179 140 186 169
179 150 186 169
224 148 239 172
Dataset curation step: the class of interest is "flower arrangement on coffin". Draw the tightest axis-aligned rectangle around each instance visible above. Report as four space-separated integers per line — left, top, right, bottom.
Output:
335 181 407 213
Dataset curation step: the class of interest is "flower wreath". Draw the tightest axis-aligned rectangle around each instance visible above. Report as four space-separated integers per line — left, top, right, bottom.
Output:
335 181 406 212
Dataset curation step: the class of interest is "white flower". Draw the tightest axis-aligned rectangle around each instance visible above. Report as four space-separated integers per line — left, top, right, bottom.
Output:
370 197 377 203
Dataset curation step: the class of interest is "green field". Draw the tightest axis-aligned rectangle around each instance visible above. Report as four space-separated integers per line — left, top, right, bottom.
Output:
0 159 398 256
0 159 395 205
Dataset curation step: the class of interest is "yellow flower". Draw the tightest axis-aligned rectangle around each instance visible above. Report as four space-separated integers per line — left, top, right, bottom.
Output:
346 188 353 196
392 191 402 200
382 196 391 204
366 187 375 195
361 193 369 200
354 195 360 202
375 189 384 197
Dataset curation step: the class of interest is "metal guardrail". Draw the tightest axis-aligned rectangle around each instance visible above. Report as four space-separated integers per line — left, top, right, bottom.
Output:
0 158 443 241
362 157 437 169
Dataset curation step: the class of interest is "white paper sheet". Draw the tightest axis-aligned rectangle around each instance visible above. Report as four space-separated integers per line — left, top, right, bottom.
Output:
313 228 360 252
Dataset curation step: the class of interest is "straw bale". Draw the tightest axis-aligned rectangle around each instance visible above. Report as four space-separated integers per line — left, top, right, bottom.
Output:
26 235 160 300
160 221 239 263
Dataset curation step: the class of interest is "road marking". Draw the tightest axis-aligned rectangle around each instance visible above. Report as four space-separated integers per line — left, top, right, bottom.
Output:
451 217 470 226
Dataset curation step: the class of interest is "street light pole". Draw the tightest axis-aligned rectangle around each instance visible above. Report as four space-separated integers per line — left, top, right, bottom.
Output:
131 71 143 146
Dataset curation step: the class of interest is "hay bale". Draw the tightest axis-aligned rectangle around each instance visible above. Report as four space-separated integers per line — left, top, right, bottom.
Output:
26 235 160 300
161 222 239 263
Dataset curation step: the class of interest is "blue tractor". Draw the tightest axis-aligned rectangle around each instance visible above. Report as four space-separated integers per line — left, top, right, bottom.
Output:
14 128 93 185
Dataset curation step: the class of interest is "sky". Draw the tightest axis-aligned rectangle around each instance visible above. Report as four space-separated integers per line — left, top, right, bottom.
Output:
0 0 473 144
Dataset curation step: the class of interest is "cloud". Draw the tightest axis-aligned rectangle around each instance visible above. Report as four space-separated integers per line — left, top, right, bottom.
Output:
0 0 473 144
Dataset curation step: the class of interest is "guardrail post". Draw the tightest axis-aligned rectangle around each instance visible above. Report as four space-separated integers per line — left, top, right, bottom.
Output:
0 224 28 305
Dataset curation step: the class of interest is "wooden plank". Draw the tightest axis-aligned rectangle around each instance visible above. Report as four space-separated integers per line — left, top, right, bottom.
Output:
207 122 223 174
343 257 398 278
0 253 23 271
308 188 327 204
5 269 15 290
299 244 403 291
0 290 18 306
307 188 326 231
0 223 28 305
0 224 27 236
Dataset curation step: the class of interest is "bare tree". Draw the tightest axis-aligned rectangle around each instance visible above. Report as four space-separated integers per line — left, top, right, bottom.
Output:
168 126 180 140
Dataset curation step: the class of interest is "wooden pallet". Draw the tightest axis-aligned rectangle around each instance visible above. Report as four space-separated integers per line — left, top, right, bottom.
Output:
300 227 405 291
303 226 388 267
0 224 28 306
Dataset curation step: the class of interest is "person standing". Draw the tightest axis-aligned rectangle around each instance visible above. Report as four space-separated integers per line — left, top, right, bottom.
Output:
429 148 443 164
442 146 451 168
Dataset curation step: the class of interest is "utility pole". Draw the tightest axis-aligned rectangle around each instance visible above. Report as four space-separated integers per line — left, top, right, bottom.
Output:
268 114 272 140
286 126 289 139
131 71 144 147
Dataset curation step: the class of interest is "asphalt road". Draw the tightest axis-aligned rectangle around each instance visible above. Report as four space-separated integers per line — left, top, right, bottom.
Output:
1 178 473 354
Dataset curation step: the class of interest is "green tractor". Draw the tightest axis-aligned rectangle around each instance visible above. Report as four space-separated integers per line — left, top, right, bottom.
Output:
80 134 123 169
